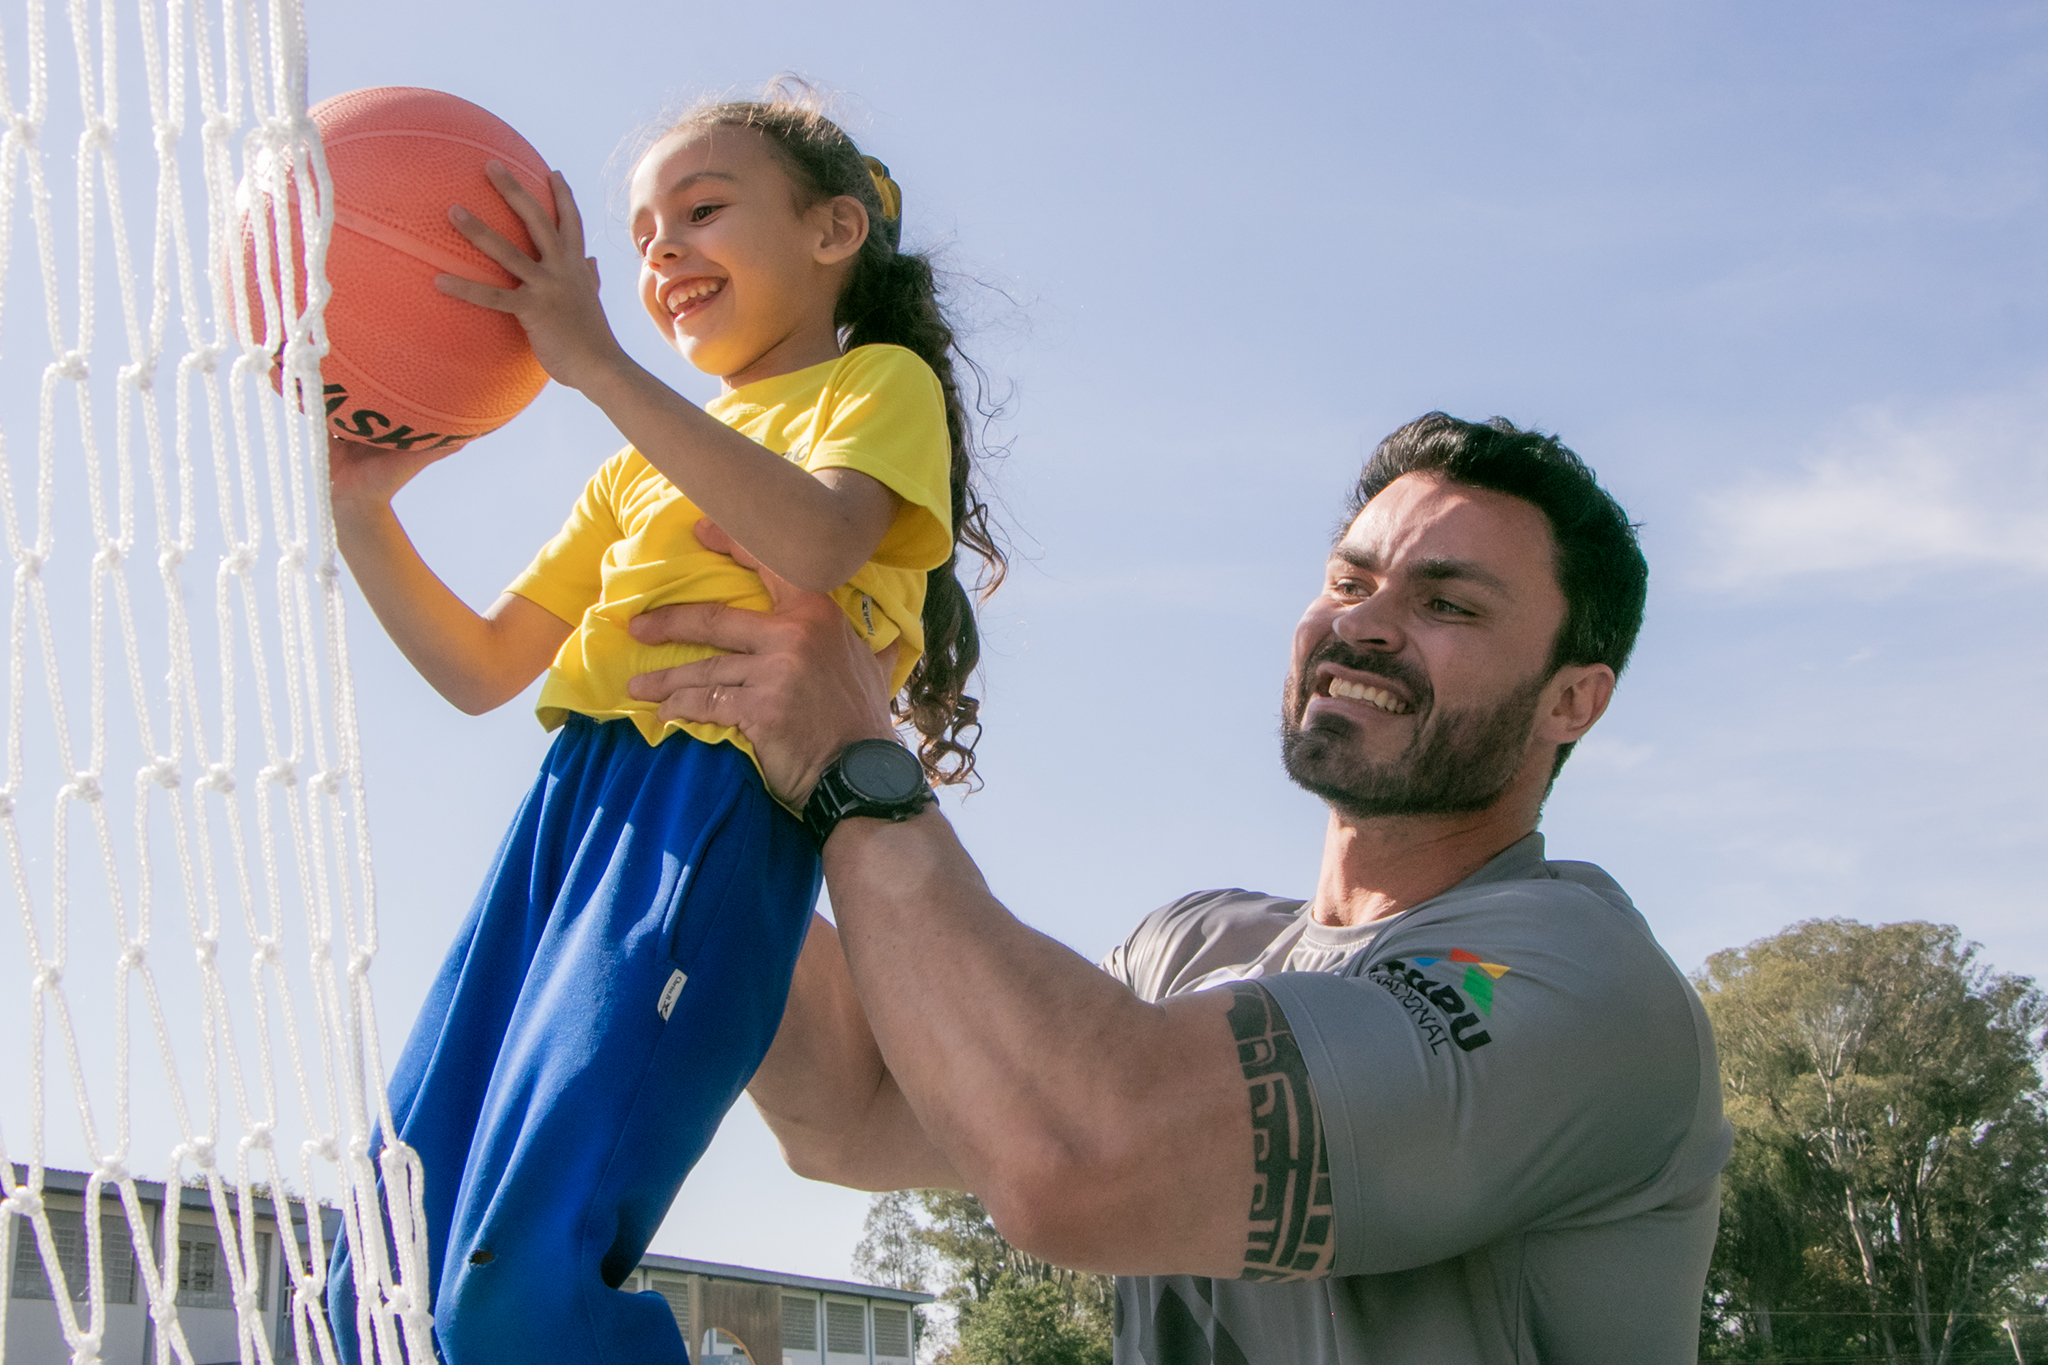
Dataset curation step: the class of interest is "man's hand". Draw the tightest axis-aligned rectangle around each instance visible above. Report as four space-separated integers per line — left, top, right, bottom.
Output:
627 520 898 808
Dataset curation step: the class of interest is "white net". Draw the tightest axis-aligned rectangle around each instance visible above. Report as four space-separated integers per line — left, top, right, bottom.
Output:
0 0 429 1362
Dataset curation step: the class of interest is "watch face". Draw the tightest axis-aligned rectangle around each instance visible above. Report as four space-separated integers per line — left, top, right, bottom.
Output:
841 740 926 802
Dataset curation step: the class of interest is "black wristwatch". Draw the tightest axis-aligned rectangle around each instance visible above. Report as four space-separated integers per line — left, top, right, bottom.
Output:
803 739 935 845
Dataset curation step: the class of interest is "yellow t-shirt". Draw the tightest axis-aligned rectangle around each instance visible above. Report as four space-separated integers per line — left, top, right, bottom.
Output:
507 343 953 755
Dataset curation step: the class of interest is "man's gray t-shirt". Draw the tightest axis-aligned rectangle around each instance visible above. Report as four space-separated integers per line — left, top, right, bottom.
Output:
1099 834 1731 1365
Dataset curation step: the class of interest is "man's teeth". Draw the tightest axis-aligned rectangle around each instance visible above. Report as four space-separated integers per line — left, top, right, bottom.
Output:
667 280 722 315
1328 678 1410 714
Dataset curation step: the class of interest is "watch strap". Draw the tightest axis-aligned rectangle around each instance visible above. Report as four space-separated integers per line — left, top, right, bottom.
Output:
802 740 935 845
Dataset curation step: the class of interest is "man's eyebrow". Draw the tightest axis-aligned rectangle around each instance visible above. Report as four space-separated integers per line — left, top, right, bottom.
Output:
1412 556 1513 595
1329 548 1514 596
1330 545 1380 571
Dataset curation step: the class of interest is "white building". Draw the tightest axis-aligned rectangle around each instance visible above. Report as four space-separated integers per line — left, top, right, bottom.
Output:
4 1164 334 1364
629 1253 927 1365
5 1167 929 1365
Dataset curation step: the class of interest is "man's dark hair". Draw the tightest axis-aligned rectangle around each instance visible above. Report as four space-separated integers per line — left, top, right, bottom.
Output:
1348 413 1648 774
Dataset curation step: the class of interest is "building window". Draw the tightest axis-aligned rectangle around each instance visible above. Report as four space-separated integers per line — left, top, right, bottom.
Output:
826 1300 866 1355
177 1227 270 1312
10 1211 137 1304
781 1294 818 1350
648 1273 691 1340
873 1305 911 1358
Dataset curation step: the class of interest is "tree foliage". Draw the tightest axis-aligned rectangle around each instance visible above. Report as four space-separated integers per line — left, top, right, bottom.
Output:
853 1190 1113 1365
855 1189 938 1293
951 1278 1111 1365
1697 919 2048 1365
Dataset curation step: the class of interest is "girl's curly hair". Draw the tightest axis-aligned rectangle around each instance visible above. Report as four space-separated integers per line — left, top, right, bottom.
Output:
659 82 1008 785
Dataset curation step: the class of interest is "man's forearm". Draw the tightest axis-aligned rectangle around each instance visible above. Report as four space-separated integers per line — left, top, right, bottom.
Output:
747 912 965 1191
821 809 1252 1276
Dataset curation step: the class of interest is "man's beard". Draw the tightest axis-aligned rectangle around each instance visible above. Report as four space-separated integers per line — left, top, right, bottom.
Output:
1280 640 1547 819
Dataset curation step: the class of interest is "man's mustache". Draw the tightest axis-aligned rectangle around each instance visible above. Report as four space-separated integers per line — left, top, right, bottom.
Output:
1295 639 1433 714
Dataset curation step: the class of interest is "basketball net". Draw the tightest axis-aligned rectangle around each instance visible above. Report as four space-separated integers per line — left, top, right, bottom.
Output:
0 0 429 1362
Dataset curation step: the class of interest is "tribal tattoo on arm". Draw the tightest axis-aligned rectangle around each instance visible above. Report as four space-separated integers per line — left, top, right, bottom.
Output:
1227 982 1336 1280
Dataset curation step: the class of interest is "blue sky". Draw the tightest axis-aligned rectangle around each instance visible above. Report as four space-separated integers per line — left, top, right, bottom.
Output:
6 0 2043 1289
286 0 2048 1280
307 0 2048 1279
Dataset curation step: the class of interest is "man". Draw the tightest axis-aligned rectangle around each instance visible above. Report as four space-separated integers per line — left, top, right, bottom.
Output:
627 413 1731 1363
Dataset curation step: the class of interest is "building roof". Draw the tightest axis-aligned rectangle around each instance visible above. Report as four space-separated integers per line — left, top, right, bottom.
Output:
14 1167 934 1307
8 1164 342 1237
638 1251 934 1306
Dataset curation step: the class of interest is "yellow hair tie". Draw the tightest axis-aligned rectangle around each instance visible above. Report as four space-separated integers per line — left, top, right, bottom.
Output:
863 155 903 223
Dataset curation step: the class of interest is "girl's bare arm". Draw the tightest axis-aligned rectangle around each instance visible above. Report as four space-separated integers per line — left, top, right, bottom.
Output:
438 167 900 592
578 356 899 590
330 437 573 714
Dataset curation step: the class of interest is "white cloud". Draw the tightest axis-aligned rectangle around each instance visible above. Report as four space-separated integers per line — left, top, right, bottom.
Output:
1572 735 1656 770
1695 384 2048 590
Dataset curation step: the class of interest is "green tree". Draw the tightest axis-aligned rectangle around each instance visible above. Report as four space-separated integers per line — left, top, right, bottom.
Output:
854 1189 936 1293
1697 919 2048 1365
951 1279 1111 1365
853 1190 1113 1365
853 1190 935 1357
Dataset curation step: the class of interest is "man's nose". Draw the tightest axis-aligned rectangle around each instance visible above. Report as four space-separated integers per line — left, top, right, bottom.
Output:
1331 593 1403 652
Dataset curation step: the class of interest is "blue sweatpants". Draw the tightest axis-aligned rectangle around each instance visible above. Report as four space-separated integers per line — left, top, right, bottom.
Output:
328 717 821 1365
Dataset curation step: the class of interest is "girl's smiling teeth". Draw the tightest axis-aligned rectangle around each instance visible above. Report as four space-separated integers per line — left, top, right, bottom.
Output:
1326 676 1412 714
664 278 724 316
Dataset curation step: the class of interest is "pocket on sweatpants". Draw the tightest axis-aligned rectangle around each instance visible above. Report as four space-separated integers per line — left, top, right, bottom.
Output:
659 781 758 971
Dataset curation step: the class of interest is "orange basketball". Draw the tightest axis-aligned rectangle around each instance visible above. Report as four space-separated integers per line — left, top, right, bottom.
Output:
245 87 557 453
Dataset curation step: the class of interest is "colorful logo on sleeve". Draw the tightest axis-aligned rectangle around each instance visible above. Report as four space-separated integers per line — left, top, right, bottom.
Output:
1365 949 1511 1054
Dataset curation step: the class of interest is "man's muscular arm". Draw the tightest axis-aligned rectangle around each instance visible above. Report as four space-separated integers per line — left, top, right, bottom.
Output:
1226 982 1337 1279
747 910 965 1193
631 583 1337 1279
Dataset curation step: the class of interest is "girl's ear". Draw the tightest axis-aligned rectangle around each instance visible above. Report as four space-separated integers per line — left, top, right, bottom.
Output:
813 194 870 266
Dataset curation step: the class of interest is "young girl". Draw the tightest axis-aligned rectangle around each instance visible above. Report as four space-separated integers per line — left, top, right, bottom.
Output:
323 90 1002 1365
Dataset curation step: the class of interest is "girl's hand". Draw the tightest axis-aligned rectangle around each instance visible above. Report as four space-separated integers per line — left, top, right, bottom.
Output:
437 164 628 394
327 433 452 523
